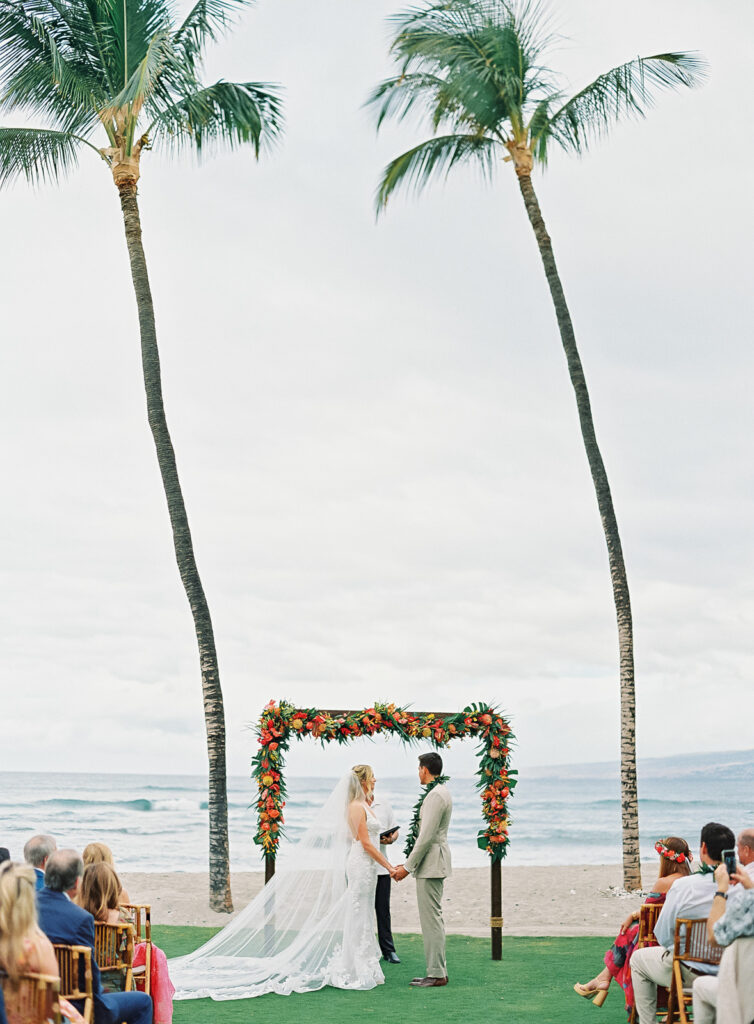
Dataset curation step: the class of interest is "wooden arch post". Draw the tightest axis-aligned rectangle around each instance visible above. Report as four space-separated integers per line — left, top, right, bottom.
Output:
253 702 514 961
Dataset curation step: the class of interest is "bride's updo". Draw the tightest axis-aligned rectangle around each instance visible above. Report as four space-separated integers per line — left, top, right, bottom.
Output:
350 765 374 799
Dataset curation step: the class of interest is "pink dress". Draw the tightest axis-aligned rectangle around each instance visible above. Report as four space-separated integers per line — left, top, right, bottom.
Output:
604 893 665 1015
134 942 175 1024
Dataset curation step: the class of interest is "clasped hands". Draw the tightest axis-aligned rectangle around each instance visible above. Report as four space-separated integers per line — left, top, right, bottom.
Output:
390 864 409 882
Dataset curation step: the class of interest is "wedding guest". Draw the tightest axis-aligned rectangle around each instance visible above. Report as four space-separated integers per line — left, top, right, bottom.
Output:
631 822 735 1023
0 849 10 864
362 767 401 964
692 862 754 1024
736 829 754 881
23 834 56 891
0 860 85 1023
573 836 692 1011
76 862 174 1024
82 843 131 904
37 850 152 1024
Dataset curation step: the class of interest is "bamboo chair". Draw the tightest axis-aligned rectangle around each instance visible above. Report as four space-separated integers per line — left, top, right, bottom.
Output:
0 970 61 1024
628 903 666 1024
120 904 152 996
665 918 723 1024
93 923 134 993
53 945 93 1024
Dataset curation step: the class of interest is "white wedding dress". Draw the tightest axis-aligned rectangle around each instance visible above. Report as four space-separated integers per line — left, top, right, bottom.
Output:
169 774 385 1000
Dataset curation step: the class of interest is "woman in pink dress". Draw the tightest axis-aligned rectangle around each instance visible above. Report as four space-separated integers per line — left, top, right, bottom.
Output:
573 836 692 1013
76 862 174 1023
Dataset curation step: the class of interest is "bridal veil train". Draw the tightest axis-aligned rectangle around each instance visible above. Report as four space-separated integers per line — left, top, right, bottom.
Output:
169 772 385 999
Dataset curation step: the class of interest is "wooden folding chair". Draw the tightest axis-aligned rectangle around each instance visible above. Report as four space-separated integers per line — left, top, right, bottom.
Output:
629 903 666 1024
93 922 135 993
665 918 723 1024
120 903 152 996
0 970 61 1024
53 945 93 1024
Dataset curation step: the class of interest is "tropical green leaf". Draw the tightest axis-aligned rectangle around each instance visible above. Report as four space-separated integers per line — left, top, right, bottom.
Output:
0 125 86 185
148 79 283 155
100 27 172 117
173 0 249 68
376 132 499 211
544 52 709 154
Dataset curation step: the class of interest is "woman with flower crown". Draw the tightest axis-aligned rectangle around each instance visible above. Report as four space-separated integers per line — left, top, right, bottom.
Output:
573 836 692 1012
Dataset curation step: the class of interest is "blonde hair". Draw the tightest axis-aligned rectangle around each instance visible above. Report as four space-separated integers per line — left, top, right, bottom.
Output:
82 842 115 868
351 764 375 794
76 863 122 922
0 862 38 983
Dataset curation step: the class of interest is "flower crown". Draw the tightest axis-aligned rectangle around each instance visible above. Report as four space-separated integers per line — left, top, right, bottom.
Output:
655 839 692 863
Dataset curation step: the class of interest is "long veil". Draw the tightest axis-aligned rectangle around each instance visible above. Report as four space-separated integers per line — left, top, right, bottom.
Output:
169 773 362 1000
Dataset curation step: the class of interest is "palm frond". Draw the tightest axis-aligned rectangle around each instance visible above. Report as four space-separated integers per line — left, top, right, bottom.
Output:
0 125 90 185
545 51 709 154
99 27 172 117
375 132 499 211
173 0 249 68
366 72 463 131
108 0 172 87
148 80 282 155
0 0 107 130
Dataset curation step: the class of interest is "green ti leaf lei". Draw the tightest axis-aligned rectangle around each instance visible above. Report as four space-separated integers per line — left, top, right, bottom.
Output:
404 776 450 859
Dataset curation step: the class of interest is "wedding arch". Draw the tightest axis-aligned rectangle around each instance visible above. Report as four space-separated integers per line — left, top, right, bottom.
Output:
251 700 516 960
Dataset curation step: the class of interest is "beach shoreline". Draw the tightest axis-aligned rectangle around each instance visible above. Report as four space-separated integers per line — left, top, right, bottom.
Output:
121 862 656 936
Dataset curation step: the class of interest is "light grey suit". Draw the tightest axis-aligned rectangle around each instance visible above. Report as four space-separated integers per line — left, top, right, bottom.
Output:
405 783 452 978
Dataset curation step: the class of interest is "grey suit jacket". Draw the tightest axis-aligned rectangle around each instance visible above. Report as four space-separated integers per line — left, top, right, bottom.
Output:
405 784 452 878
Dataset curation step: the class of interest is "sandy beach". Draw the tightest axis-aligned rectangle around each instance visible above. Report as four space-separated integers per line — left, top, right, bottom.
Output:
121 862 657 937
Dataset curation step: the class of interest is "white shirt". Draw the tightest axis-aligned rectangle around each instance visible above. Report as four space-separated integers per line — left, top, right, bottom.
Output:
654 870 719 974
370 797 399 878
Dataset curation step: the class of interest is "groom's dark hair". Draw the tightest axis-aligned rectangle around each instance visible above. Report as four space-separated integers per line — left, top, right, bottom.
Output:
419 752 443 777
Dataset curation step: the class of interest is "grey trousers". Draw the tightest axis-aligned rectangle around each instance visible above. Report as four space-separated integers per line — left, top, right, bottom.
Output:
631 946 700 1024
416 877 447 979
692 975 718 1024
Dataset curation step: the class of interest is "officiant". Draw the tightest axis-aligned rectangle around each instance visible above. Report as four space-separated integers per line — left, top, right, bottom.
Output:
368 779 401 964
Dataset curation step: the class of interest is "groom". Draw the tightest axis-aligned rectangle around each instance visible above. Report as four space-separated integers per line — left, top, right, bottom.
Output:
394 752 452 988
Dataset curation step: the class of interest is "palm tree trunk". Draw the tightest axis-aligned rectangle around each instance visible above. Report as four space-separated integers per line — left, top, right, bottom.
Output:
516 170 641 890
117 180 234 912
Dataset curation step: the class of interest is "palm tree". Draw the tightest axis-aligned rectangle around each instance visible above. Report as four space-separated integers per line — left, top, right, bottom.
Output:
0 0 282 911
368 0 706 888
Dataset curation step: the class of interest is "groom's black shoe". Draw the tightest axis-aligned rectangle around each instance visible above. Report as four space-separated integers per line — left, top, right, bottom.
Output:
409 977 448 987
383 952 401 964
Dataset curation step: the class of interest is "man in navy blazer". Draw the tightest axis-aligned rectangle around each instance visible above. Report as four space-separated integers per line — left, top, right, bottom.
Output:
24 834 57 891
37 850 152 1024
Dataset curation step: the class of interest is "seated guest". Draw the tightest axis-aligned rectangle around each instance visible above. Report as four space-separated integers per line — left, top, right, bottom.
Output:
23 834 56 891
573 836 692 1011
0 860 85 1023
83 842 131 904
77 863 174 1023
0 849 10 865
736 828 754 881
631 822 735 1023
76 863 132 925
37 850 152 1024
692 862 754 1024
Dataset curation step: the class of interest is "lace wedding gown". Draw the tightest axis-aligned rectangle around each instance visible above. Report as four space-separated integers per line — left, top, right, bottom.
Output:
169 775 384 1000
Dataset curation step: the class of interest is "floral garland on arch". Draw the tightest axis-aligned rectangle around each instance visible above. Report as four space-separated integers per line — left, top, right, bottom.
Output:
251 700 517 863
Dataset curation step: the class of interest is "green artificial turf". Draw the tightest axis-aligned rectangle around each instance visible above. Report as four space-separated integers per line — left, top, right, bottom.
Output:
154 925 631 1023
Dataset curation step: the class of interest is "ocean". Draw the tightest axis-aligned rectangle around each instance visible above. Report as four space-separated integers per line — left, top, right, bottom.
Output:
1 749 752 872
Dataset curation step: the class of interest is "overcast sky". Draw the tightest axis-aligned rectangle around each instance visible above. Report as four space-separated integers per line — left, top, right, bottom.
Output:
1 0 752 782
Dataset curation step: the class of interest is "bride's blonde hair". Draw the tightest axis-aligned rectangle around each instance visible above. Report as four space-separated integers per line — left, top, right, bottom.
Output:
351 764 374 797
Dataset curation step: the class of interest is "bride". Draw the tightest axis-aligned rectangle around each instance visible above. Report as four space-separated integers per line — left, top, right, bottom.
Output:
170 764 397 999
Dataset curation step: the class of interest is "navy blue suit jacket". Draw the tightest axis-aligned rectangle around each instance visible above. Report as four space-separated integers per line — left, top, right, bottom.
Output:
34 867 44 891
36 887 110 1023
